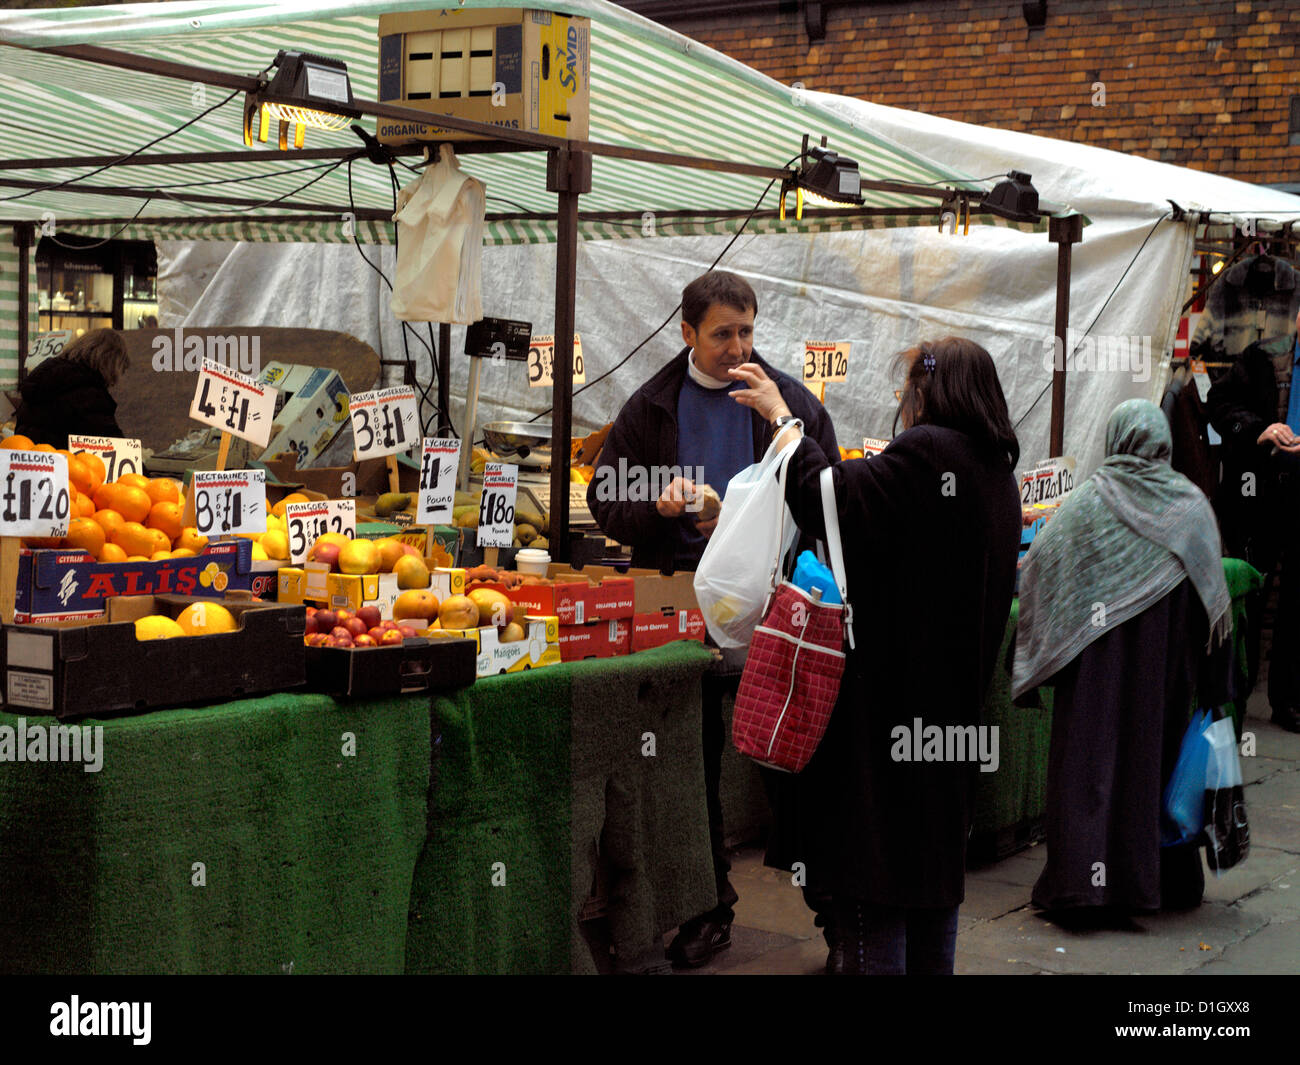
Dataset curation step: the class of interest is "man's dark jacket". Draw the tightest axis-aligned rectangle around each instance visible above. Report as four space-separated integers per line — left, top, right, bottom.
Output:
588 346 839 572
15 358 123 450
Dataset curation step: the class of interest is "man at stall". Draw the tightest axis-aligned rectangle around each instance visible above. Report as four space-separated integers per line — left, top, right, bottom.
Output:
588 269 838 968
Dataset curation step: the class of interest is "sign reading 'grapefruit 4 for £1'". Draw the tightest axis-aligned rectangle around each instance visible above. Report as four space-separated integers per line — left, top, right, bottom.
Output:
191 470 267 537
350 387 419 460
285 499 356 565
189 358 276 448
0 450 71 538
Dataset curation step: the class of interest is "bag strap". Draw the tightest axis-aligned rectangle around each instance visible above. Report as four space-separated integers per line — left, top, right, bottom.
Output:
820 466 855 650
757 431 802 616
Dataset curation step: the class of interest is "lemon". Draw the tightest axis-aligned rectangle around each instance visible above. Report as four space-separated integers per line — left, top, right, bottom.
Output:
134 615 185 641
176 601 237 635
261 529 289 560
250 542 269 561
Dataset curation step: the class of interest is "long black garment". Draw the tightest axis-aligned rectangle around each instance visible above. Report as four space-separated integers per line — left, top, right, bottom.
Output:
15 358 122 449
765 426 1020 908
1031 578 1207 913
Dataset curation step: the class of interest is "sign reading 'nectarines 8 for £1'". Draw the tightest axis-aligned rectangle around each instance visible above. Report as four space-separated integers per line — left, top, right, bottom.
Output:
285 499 356 565
188 358 277 448
68 435 143 483
191 470 267 537
0 450 70 538
350 386 419 460
478 462 518 549
417 437 461 524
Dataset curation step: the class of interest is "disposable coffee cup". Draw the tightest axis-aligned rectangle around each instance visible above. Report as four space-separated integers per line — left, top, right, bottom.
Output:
515 548 551 576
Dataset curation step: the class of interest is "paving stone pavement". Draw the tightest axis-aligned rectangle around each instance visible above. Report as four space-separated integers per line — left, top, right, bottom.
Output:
666 688 1299 975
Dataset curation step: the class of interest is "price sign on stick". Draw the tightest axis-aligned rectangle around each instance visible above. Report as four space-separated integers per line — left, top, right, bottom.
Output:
285 499 356 565
189 359 276 448
527 334 586 388
190 470 267 537
68 435 143 483
1019 457 1077 508
0 450 70 537
803 341 850 384
350 387 419 460
417 437 461 524
477 462 518 549
862 437 889 458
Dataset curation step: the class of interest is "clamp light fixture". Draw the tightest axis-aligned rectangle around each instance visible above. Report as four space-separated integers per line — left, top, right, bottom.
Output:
980 170 1041 224
243 50 359 149
780 140 864 221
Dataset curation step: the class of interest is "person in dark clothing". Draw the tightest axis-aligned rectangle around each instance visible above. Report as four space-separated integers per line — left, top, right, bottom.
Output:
15 329 128 448
1013 400 1231 920
729 336 1021 975
1206 328 1300 733
587 271 838 969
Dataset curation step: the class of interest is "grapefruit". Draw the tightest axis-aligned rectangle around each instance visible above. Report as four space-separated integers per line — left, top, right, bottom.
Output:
176 602 237 636
134 615 185 641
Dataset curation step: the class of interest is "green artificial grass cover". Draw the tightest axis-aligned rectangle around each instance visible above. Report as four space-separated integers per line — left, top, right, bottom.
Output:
0 693 430 975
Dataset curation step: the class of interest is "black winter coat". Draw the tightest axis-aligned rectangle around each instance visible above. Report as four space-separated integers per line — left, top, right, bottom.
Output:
587 347 839 573
15 358 123 449
766 426 1020 908
1206 341 1285 561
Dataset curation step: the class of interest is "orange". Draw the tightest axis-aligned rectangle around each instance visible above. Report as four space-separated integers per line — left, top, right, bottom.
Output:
75 451 106 489
126 556 150 562
150 550 173 561
92 508 126 541
146 501 184 542
117 473 150 491
64 517 106 558
111 521 156 559
146 478 181 506
92 482 117 512
67 455 94 496
146 527 172 555
170 548 197 558
112 485 151 524
32 443 55 452
74 491 95 519
271 491 311 518
1 434 34 449
97 542 128 563
175 527 209 554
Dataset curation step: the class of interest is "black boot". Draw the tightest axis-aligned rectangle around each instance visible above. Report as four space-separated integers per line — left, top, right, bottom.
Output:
826 899 869 975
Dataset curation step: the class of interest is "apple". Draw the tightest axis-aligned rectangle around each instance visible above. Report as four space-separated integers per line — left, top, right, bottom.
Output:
398 624 419 638
381 619 400 631
336 609 352 622
308 541 341 570
326 633 353 648
353 634 377 648
356 605 382 631
330 626 353 642
306 632 329 647
343 616 368 638
305 606 317 618
315 610 338 633
380 628 405 645
367 626 386 641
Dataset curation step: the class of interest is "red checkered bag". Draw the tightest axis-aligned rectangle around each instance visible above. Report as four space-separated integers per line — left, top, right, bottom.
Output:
733 466 854 773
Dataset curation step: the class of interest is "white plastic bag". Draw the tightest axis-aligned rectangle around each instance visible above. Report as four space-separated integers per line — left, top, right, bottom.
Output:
391 143 485 324
694 433 801 649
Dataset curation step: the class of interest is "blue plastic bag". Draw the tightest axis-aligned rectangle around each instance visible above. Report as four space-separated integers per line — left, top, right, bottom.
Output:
1161 709 1211 847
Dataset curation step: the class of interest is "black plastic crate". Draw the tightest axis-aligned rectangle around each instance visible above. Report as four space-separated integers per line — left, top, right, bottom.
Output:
304 636 477 697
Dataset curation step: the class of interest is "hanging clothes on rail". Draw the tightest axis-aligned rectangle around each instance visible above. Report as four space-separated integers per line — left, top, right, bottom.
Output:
1189 254 1300 367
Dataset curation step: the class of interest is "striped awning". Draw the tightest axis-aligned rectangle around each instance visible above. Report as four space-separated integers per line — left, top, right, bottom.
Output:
0 0 990 245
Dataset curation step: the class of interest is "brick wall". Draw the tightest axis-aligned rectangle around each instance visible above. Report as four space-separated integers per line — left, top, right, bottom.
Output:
645 0 1300 184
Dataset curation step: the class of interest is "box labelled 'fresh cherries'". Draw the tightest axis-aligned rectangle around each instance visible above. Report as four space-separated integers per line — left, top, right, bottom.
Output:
503 566 635 625
557 618 631 662
13 540 254 623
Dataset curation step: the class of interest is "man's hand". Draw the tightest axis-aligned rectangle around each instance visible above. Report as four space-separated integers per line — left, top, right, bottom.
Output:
696 516 719 538
728 362 789 422
1257 422 1300 450
656 476 698 518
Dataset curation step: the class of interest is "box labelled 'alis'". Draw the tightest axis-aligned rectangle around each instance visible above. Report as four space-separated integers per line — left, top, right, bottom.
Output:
376 7 590 145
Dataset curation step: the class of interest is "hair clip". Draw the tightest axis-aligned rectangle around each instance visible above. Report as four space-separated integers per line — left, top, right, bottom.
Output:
922 352 936 373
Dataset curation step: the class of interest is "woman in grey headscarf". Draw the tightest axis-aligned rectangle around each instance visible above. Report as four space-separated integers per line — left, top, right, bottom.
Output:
1014 399 1230 919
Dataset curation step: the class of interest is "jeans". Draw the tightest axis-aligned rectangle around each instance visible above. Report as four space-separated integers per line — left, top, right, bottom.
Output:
697 667 739 923
839 901 960 975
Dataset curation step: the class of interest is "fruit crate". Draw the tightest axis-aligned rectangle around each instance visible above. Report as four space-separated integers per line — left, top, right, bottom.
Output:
2 593 305 719
304 636 477 697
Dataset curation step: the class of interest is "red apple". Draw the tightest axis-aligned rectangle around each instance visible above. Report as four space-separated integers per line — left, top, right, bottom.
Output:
306 632 329 647
308 541 341 570
381 619 400 631
353 634 377 648
305 606 317 618
398 624 419 638
336 609 352 622
315 610 338 633
330 625 353 641
343 616 367 638
326 633 353 648
356 605 382 630
380 628 404 645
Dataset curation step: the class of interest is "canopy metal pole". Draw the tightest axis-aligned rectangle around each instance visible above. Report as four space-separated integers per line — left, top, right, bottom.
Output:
1048 213 1084 458
547 146 591 565
13 222 32 383
438 323 451 437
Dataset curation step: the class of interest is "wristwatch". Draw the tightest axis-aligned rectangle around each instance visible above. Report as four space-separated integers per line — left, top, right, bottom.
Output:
772 413 800 431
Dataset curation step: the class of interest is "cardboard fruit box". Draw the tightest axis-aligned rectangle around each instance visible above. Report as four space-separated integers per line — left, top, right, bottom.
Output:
304 635 477 697
557 617 631 663
12 539 254 624
436 612 561 677
2 592 305 719
499 565 635 625
278 563 465 616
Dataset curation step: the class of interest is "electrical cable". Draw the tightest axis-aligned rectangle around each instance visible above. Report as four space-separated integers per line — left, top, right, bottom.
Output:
47 197 154 250
1012 211 1171 432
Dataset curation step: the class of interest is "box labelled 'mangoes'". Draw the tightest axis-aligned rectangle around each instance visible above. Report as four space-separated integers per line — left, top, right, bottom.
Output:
376 7 590 145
